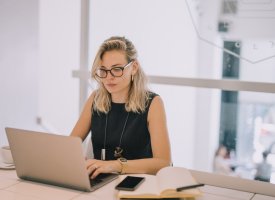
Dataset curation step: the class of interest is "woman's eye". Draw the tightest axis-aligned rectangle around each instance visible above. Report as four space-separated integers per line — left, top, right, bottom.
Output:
112 68 122 72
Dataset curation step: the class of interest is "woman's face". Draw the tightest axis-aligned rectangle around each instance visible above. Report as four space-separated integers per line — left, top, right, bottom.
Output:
219 147 227 157
99 50 136 101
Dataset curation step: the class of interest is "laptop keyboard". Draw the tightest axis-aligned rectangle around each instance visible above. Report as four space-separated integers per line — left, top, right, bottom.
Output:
90 178 103 186
89 173 113 186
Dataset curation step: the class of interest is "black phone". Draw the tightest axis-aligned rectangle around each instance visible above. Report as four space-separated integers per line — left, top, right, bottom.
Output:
115 176 145 191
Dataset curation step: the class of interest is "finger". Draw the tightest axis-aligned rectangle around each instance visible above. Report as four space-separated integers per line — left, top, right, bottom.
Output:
87 164 98 175
91 167 102 179
85 159 97 169
91 164 113 179
86 162 93 170
87 166 93 175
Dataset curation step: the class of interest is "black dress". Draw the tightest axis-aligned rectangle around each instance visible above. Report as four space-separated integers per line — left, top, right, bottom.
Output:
91 92 158 160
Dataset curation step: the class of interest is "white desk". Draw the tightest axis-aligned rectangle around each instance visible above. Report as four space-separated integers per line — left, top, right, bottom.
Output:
0 169 275 200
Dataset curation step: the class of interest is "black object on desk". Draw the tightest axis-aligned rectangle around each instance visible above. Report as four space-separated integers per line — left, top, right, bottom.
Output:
176 183 205 192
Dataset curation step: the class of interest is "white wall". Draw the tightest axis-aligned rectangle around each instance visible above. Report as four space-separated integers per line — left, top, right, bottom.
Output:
0 0 39 146
38 0 80 134
0 0 82 148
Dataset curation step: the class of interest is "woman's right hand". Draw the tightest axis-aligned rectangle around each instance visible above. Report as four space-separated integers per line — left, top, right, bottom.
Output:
86 159 121 179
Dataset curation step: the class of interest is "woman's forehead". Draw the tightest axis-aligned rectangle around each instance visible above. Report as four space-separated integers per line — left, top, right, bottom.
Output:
101 50 127 63
100 51 127 67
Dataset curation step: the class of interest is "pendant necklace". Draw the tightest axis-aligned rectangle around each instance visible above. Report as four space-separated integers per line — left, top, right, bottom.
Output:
101 112 130 160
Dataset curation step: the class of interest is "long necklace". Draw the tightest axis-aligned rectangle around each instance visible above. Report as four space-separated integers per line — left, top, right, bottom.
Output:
101 112 130 160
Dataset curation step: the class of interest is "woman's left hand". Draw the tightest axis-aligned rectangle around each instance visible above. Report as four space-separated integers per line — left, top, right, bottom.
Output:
86 159 121 179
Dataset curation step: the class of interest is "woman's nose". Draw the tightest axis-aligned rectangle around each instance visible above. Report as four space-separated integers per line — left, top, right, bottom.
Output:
105 71 114 79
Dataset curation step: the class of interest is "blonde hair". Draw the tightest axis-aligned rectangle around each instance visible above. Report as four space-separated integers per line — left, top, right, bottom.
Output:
91 36 149 113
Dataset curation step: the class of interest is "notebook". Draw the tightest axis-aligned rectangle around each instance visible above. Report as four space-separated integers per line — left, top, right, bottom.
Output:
5 127 118 192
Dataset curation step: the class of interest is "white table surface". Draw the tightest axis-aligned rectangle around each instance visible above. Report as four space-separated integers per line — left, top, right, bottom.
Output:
0 169 275 200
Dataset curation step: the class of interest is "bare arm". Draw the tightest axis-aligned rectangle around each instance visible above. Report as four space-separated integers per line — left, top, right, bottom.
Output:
123 96 172 174
70 92 95 141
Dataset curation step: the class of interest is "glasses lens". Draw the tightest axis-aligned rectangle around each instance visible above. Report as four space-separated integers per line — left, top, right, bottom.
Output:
111 68 123 77
96 69 107 78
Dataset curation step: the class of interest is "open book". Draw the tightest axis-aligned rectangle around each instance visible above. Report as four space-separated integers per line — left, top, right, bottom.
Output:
118 166 202 199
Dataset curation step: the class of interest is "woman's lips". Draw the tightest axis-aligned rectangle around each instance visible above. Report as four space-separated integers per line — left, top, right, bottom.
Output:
106 83 116 88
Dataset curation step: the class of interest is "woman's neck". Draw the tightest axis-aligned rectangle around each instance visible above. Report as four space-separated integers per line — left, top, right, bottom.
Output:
111 93 128 103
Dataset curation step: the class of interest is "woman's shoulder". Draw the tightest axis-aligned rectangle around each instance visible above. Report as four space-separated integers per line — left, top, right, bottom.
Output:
88 91 97 101
85 91 97 109
145 91 158 107
148 91 159 100
146 91 164 111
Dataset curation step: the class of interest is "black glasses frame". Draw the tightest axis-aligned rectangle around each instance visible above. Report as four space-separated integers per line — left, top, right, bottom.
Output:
95 61 133 78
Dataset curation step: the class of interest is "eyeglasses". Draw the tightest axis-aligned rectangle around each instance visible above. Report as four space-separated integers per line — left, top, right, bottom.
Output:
95 61 133 78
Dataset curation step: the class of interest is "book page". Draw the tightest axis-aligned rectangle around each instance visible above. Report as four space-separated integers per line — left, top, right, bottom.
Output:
157 166 198 193
118 174 159 198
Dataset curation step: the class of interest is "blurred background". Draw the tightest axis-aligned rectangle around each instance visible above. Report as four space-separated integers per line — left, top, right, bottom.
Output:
1 0 275 184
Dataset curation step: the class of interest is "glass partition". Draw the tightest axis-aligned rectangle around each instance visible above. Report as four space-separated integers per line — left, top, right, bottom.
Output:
150 84 275 184
185 0 275 82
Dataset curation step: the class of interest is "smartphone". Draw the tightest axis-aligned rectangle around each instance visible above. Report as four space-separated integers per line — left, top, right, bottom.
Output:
115 176 145 191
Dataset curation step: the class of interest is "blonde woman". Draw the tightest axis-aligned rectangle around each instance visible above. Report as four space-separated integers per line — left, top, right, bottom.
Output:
71 36 171 179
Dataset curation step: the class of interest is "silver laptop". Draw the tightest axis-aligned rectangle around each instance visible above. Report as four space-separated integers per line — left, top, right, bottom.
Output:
5 127 118 192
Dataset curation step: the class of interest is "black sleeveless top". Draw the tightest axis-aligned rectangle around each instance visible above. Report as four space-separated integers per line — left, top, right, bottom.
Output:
91 92 158 160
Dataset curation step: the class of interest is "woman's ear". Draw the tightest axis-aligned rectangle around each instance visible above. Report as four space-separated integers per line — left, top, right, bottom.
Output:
131 60 139 75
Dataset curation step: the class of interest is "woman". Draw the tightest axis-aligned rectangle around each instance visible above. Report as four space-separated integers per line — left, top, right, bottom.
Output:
213 145 234 175
71 36 171 179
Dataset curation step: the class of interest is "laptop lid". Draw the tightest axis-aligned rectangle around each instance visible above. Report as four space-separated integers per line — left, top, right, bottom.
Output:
5 127 118 192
